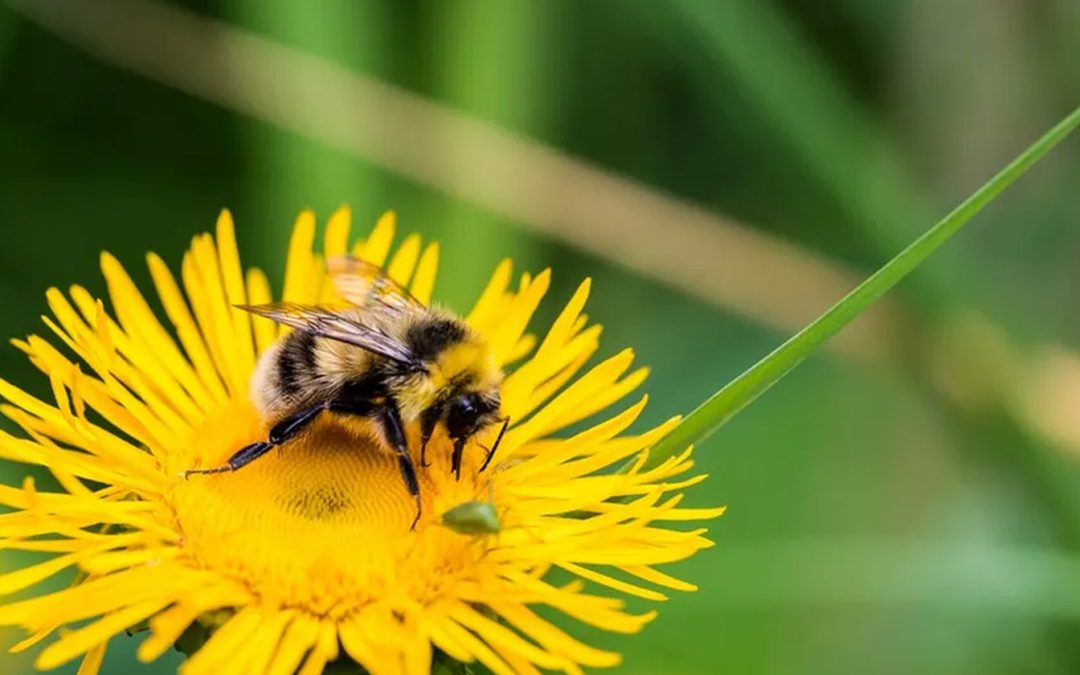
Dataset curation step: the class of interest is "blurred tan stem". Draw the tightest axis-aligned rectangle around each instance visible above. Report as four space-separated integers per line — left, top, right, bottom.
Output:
8 0 899 363
10 0 1080 458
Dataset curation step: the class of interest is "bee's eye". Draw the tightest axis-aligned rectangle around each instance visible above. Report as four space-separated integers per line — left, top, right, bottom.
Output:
445 394 481 438
456 395 478 416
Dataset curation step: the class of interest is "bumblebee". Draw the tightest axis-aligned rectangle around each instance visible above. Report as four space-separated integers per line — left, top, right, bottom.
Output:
185 256 508 528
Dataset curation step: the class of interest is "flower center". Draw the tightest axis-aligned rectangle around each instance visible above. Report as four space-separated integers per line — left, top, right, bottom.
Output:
168 404 496 617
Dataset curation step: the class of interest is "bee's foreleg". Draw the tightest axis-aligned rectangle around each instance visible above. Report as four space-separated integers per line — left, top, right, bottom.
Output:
418 406 441 467
371 400 422 530
451 437 467 481
479 417 510 473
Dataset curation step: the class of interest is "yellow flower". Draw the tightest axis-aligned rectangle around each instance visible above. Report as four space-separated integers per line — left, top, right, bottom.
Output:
0 208 722 675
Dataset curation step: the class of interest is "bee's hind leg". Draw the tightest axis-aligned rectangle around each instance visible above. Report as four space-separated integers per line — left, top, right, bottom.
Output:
184 403 330 478
183 441 274 478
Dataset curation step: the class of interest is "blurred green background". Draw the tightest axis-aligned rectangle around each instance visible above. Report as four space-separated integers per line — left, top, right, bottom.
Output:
3 1 1080 673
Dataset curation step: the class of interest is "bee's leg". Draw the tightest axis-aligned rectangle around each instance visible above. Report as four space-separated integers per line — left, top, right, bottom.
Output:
451 436 467 481
479 417 510 473
184 403 329 478
418 406 441 467
268 404 329 445
371 401 422 530
183 441 274 477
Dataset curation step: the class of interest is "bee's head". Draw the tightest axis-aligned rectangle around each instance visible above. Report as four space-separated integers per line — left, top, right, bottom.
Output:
444 391 500 440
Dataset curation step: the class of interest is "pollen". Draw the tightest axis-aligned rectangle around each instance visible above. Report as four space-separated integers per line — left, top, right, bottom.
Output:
0 208 723 675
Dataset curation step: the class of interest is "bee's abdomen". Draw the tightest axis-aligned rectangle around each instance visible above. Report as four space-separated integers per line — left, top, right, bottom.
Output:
276 329 319 396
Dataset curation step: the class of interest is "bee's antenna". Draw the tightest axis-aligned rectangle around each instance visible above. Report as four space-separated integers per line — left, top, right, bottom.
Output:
479 417 510 473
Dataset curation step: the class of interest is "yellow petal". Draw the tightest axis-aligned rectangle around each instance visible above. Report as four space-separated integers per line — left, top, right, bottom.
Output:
36 598 170 669
359 211 396 266
147 253 228 403
467 258 512 328
215 211 258 381
410 243 439 305
324 205 352 261
386 233 422 286
263 615 321 675
245 267 277 354
76 641 108 675
282 210 317 305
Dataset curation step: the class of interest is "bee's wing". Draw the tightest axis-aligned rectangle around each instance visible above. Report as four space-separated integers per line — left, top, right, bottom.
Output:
237 302 419 367
326 255 425 313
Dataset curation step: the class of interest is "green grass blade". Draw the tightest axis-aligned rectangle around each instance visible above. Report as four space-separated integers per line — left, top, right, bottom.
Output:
647 105 1080 465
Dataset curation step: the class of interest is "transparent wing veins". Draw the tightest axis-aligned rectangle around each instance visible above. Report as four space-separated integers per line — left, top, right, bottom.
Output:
326 254 425 314
236 302 419 366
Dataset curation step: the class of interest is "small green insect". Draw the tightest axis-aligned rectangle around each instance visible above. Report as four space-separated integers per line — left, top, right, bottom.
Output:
441 500 501 535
